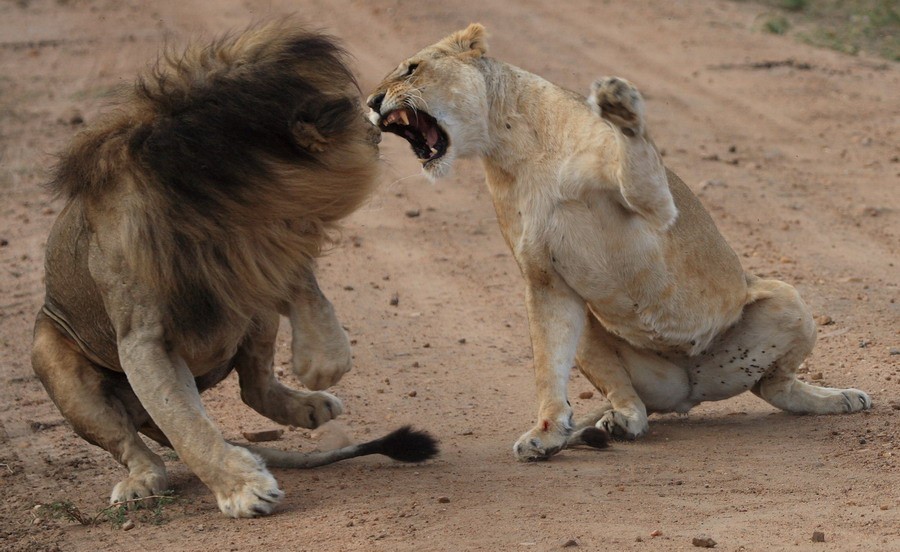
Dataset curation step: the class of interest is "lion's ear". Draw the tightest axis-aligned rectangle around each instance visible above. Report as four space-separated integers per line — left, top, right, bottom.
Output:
442 23 488 57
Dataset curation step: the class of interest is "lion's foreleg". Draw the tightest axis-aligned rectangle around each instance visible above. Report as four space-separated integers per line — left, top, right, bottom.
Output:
234 313 343 429
115 302 283 518
286 269 353 390
512 255 586 461
589 77 675 230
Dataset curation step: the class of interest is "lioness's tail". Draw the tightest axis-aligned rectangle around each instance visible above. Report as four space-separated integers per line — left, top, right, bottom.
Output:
239 426 439 469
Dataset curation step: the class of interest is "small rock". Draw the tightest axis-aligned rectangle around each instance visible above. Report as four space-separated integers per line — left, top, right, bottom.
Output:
810 373 823 381
390 293 399 306
880 504 890 511
811 531 825 543
815 315 834 326
458 338 467 344
437 496 450 503
0 238 8 247
343 285 354 291
405 209 421 218
59 108 84 126
121 519 135 531
562 539 578 548
889 348 900 356
242 429 284 443
859 437 867 445
578 391 594 400
408 390 417 397
692 535 717 548
650 529 663 538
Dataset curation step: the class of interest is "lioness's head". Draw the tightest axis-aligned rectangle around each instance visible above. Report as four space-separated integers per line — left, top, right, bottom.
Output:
367 24 490 179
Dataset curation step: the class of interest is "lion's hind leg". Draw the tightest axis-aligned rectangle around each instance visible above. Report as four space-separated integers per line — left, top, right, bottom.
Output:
31 312 168 506
588 76 676 230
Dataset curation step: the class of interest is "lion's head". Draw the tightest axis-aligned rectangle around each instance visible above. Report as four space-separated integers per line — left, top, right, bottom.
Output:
367 24 490 179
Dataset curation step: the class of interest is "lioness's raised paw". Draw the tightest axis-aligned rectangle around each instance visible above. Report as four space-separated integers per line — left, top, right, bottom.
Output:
513 421 571 461
213 448 284 518
598 407 649 441
588 76 646 137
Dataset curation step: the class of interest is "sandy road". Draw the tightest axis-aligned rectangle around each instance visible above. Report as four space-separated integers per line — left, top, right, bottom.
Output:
1 1 897 550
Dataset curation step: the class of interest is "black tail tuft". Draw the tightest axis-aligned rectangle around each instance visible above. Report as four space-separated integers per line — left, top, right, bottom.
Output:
580 427 611 449
366 426 439 463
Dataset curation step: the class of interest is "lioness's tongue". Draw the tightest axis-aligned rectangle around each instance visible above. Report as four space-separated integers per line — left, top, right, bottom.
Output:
425 126 439 148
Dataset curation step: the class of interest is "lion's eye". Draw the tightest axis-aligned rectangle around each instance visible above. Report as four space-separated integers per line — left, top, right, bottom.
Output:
405 63 419 76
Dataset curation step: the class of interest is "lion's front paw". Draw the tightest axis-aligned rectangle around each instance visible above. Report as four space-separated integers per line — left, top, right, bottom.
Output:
214 449 284 518
589 76 645 137
293 344 352 391
110 466 168 507
286 391 344 429
513 423 571 462
291 327 353 391
598 407 649 440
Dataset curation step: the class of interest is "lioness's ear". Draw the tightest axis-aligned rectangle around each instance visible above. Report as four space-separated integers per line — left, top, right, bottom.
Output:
441 23 488 57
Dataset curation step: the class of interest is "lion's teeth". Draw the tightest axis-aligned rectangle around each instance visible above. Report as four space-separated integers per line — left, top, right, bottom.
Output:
430 147 437 155
398 111 409 126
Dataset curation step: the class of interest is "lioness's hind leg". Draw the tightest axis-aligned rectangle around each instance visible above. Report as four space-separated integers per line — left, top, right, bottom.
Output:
744 279 872 414
31 312 168 505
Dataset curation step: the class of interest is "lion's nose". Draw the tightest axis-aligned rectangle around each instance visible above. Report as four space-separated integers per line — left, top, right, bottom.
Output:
367 92 385 113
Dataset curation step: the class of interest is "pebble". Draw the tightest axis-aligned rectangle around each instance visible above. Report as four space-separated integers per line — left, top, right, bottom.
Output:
562 538 578 548
650 529 663 537
121 519 135 531
241 429 284 443
458 338 467 344
692 536 717 548
815 315 833 326
578 391 594 400
889 348 900 356
408 390 417 397
0 238 8 247
437 496 450 503
390 293 399 306
810 373 824 381
405 209 421 218
811 531 825 543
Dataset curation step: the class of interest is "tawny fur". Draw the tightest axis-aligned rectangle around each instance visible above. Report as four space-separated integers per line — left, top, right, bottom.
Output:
31 20 407 519
368 24 871 462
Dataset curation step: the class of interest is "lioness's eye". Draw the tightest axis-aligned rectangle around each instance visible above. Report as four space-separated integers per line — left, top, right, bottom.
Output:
405 63 419 76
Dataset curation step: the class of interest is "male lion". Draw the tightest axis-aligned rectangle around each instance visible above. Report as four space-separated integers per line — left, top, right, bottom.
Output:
32 21 436 518
367 24 871 461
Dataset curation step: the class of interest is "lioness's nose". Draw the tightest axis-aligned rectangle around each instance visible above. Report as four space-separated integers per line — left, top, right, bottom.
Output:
367 92 385 113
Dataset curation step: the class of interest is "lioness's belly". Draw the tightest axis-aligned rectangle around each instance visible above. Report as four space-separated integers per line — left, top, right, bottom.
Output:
546 193 747 355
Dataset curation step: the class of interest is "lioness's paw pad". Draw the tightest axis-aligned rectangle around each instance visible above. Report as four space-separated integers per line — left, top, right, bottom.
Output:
841 389 872 412
589 76 645 136
598 408 649 441
513 425 570 462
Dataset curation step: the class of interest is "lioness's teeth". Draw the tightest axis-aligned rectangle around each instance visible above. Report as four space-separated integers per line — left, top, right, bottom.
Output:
398 111 409 125
430 147 437 155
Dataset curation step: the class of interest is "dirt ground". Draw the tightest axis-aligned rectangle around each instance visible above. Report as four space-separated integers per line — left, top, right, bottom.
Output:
1 0 898 550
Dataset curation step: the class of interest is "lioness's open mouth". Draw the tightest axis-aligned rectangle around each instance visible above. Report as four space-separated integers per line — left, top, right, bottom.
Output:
380 108 449 165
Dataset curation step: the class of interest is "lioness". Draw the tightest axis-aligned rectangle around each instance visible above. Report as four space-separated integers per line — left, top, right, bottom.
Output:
367 24 871 461
32 21 436 518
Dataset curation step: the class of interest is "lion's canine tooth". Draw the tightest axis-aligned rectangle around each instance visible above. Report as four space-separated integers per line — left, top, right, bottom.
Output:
398 110 409 126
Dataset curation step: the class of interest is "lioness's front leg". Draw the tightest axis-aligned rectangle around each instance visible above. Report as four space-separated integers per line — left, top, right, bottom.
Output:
235 313 343 429
116 303 282 518
284 268 353 391
589 77 676 230
513 256 587 461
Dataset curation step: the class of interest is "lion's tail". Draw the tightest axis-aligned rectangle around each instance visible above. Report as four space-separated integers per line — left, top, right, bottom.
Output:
238 426 439 469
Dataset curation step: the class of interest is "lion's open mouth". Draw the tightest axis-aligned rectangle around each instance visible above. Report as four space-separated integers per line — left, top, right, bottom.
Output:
380 108 448 165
